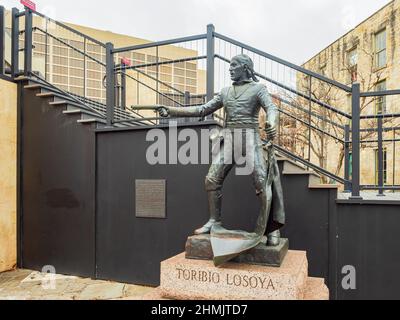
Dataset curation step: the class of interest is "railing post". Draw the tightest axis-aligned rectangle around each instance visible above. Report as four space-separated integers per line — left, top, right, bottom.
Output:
0 6 5 75
184 90 190 123
121 64 126 110
344 124 351 193
106 42 115 127
24 8 33 76
11 8 20 78
350 83 362 199
206 24 215 120
115 71 119 108
83 38 86 97
377 117 385 196
308 76 312 163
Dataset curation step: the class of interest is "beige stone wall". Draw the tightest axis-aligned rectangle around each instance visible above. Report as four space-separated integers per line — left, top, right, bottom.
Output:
300 0 400 186
0 79 17 273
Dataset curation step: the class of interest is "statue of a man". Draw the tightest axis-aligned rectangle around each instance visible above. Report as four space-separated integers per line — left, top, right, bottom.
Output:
159 55 285 266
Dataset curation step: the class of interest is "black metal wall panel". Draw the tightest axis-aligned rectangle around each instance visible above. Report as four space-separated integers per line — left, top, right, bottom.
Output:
95 125 261 286
96 126 332 287
336 203 400 300
20 87 96 278
279 171 333 288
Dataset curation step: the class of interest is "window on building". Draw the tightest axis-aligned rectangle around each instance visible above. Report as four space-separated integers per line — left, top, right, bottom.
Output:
375 80 387 114
375 29 387 69
375 148 388 185
186 62 197 71
347 47 358 83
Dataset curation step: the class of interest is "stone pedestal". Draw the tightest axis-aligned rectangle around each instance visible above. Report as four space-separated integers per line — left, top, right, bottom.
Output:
154 251 329 300
186 235 289 267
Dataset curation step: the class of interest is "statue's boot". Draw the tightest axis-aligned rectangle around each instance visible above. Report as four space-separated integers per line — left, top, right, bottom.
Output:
267 230 281 247
194 190 222 235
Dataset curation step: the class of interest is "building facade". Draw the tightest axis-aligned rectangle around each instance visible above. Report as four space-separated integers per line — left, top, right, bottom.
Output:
300 0 400 187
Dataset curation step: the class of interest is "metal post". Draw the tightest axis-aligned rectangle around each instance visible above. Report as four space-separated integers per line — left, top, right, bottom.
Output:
393 129 396 192
184 91 190 123
24 9 33 76
156 46 159 105
106 42 115 127
377 117 385 196
308 76 312 163
278 109 281 147
206 24 215 120
45 18 48 80
115 71 119 108
0 6 5 75
121 64 126 110
344 124 351 193
11 8 20 78
350 83 362 199
83 38 86 97
184 91 190 105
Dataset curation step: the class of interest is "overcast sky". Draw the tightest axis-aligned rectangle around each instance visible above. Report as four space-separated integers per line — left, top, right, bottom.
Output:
2 0 392 64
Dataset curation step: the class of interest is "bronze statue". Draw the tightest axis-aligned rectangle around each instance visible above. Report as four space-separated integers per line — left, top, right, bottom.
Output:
159 55 285 266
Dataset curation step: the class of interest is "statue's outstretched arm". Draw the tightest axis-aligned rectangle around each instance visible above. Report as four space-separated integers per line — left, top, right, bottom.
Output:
166 94 224 118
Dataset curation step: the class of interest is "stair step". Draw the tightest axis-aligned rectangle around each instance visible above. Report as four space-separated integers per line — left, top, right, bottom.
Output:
77 118 107 125
309 184 339 189
63 110 82 115
24 84 43 90
25 79 137 122
36 92 55 97
49 100 69 106
77 118 98 124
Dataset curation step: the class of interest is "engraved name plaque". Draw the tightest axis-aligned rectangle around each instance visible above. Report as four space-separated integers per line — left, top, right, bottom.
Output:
135 180 166 219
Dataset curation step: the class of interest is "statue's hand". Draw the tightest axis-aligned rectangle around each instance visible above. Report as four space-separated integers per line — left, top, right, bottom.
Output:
157 107 170 118
265 123 277 140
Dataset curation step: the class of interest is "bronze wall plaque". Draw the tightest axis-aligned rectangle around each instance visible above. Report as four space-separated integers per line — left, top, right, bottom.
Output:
135 180 166 219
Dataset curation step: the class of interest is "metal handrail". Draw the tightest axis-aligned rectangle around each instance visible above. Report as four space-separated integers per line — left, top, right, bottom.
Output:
360 90 400 97
214 32 352 93
31 10 106 48
112 34 207 54
122 71 185 107
215 54 352 120
277 106 345 143
114 55 207 72
273 144 349 185
117 67 185 96
276 95 346 130
360 113 400 120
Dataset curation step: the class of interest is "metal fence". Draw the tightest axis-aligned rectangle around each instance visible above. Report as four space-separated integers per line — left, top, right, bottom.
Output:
2 4 400 198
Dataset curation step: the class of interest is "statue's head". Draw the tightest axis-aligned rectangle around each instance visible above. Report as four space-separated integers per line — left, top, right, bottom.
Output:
229 54 259 83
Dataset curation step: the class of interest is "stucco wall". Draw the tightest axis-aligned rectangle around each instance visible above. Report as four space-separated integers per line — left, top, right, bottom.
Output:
0 79 17 272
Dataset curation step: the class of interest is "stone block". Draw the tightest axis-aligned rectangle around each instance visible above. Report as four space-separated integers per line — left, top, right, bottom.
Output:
160 251 309 300
186 235 289 267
